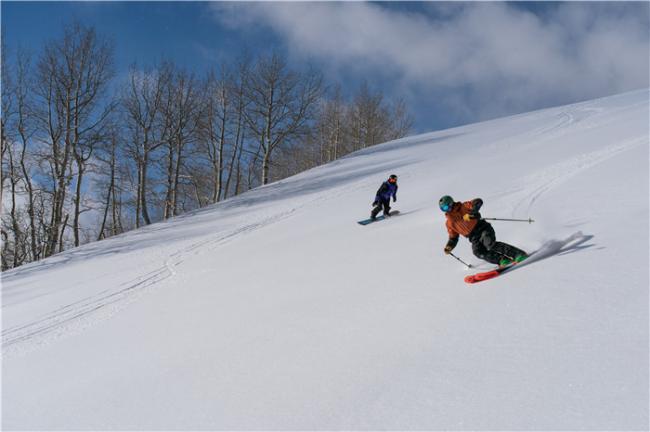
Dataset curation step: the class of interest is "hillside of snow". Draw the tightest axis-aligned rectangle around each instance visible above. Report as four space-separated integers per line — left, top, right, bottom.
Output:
2 89 648 430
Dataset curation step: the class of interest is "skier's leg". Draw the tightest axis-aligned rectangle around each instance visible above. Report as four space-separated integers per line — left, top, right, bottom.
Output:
479 224 496 250
382 199 391 216
470 222 504 265
471 240 493 264
497 242 528 259
478 222 527 260
370 203 382 219
470 223 501 265
472 242 502 265
480 223 526 264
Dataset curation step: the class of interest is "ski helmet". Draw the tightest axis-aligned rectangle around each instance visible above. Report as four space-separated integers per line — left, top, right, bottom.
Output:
388 174 398 182
439 195 454 212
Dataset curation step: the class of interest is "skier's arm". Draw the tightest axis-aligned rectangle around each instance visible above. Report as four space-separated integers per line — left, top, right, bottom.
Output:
444 236 459 254
373 183 388 205
444 221 459 254
393 184 398 202
471 198 483 215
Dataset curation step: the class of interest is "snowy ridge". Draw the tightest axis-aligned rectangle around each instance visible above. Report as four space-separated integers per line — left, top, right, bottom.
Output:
2 89 648 430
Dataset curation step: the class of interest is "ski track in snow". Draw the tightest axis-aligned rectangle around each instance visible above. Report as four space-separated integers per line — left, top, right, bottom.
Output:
532 104 600 137
507 136 646 216
531 97 648 139
2 174 368 358
3 170 374 358
1 196 327 358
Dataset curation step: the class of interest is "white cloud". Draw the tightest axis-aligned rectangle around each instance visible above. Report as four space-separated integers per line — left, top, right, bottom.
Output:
210 2 649 122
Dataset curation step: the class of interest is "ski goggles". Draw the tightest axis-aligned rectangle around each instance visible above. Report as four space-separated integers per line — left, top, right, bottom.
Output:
440 202 452 212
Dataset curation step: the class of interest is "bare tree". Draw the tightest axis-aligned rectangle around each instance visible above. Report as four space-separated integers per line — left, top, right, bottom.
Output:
1 52 13 268
97 127 121 241
33 22 114 255
222 56 250 199
199 66 232 204
315 84 346 163
1 42 14 216
33 56 65 257
346 82 414 153
14 49 41 260
4 143 25 267
348 81 387 150
160 64 199 218
388 97 413 140
244 53 323 185
123 63 169 226
232 131 246 196
1 229 9 270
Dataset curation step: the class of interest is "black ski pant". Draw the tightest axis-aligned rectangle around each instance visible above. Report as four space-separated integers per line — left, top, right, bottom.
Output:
371 198 391 218
468 220 525 265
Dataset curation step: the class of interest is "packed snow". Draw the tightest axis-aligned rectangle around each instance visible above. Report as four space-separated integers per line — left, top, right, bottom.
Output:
2 89 648 430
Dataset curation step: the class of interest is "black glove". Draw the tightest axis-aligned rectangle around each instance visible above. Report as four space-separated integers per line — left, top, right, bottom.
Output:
393 196 397 202
372 201 378 207
445 237 458 254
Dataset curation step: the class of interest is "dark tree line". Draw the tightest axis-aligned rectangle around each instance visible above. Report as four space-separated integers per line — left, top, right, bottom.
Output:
1 22 413 270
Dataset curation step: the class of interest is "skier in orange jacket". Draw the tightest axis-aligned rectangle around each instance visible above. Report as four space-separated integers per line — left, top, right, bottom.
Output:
439 195 527 266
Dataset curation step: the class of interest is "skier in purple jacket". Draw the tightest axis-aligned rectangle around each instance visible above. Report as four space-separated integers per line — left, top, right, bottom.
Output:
371 174 398 220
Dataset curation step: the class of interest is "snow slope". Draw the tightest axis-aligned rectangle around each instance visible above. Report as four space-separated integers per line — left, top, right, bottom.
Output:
2 90 648 430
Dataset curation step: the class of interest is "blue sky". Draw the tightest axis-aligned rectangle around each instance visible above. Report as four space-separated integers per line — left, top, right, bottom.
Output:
2 2 280 72
3 1 649 133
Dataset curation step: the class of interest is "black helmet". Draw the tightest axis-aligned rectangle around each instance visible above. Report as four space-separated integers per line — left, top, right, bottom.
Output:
388 174 397 182
439 195 454 212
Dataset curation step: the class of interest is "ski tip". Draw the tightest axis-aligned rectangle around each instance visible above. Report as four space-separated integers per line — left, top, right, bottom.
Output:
464 269 500 284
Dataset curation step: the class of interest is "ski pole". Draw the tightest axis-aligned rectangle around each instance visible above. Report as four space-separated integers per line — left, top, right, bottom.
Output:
482 217 535 224
449 252 472 269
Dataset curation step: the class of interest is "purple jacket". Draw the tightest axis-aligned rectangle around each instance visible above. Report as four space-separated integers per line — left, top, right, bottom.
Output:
375 181 398 202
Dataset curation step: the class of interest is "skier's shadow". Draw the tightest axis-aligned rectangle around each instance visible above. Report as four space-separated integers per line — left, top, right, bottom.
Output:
515 231 596 270
391 208 423 218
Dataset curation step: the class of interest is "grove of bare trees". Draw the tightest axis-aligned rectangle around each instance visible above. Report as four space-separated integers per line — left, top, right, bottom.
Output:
1 22 413 270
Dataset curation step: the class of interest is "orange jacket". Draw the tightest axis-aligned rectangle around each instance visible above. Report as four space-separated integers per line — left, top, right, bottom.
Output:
445 200 480 239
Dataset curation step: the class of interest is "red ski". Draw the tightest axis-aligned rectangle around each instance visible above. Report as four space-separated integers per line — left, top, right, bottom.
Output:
464 263 515 283
464 255 532 283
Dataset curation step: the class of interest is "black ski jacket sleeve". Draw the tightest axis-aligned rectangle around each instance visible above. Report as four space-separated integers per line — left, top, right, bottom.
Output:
471 198 483 217
446 236 459 250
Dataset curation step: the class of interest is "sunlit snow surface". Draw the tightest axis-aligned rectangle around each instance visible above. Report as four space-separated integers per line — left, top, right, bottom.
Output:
2 90 648 429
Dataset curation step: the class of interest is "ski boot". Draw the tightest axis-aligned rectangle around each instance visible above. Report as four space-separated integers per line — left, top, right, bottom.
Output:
500 254 527 267
514 254 528 263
